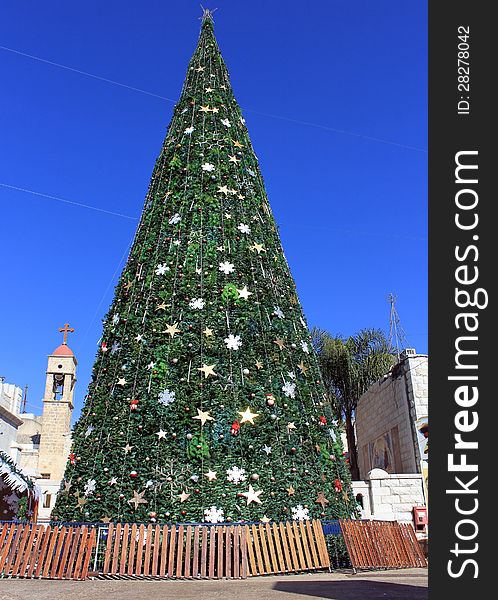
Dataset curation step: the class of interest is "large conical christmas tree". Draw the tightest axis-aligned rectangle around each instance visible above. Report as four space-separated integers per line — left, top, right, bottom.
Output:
53 13 355 524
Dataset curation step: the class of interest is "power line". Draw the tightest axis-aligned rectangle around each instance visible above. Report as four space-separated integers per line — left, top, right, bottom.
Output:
0 183 138 220
0 45 175 102
0 44 427 153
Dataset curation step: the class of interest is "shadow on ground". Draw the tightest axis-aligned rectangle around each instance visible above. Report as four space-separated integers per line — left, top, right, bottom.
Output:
273 579 428 600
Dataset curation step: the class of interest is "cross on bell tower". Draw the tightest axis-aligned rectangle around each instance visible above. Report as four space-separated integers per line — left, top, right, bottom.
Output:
59 322 74 346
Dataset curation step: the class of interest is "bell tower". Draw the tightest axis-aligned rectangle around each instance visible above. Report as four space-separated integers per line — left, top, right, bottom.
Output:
37 323 76 481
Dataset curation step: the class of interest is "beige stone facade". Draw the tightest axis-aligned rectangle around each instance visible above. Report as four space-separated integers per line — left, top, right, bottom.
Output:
355 351 428 479
15 342 76 520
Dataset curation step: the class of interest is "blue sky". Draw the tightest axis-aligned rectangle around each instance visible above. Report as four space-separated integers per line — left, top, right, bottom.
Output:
0 1 427 418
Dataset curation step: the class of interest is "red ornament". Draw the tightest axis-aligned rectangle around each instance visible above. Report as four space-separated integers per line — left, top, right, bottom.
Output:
334 478 343 492
265 393 275 407
69 453 76 465
101 342 108 352
130 399 139 411
318 416 327 426
230 421 240 436
130 471 138 478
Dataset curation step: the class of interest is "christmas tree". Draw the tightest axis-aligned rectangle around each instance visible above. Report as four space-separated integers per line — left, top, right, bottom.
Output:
53 12 355 524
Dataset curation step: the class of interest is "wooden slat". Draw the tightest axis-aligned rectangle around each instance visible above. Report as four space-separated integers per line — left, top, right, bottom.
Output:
217 526 224 578
18 524 39 578
233 525 240 579
176 524 184 578
27 525 46 578
80 527 97 580
298 521 314 570
152 525 161 576
192 526 200 578
73 527 88 580
119 524 130 575
200 526 208 578
37 525 53 578
285 521 300 571
208 526 216 578
245 525 256 576
0 524 11 558
11 524 32 576
258 524 272 573
3 523 24 574
291 522 307 571
41 525 59 578
168 524 177 577
111 523 122 574
264 523 279 573
240 524 248 579
305 521 320 568
312 520 330 568
56 526 73 579
143 524 153 576
159 525 169 577
251 524 266 574
49 526 66 578
271 523 286 573
184 525 192 579
278 522 293 572
135 524 145 576
102 523 114 574
224 525 232 578
127 523 138 575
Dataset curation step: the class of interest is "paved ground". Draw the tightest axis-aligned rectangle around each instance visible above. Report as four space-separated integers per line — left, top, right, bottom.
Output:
0 568 427 600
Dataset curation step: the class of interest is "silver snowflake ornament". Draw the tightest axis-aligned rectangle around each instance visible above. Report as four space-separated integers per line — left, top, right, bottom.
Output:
226 466 247 484
155 263 169 275
282 381 296 399
237 223 251 234
291 504 310 521
204 505 225 523
189 298 205 310
158 389 176 406
84 478 96 496
219 261 235 275
224 334 242 351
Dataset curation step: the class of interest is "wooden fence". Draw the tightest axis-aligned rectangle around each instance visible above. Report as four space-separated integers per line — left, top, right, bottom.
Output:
1 519 330 580
0 523 96 579
100 519 330 578
339 519 427 570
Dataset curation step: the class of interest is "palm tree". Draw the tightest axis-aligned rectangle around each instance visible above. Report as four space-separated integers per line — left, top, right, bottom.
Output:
312 328 395 480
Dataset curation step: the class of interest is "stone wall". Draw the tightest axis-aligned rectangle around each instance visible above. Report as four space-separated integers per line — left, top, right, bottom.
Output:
0 382 23 456
352 469 426 523
355 352 428 479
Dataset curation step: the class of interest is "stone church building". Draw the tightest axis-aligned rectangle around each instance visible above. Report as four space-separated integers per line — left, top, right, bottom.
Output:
2 325 76 520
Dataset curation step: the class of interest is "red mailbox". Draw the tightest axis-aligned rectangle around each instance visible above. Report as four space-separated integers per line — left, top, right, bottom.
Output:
413 506 428 532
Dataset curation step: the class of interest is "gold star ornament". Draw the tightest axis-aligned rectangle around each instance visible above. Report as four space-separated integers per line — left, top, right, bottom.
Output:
316 491 330 508
204 470 217 481
238 407 259 425
241 485 263 505
198 364 217 379
192 408 214 426
128 490 148 510
164 323 181 338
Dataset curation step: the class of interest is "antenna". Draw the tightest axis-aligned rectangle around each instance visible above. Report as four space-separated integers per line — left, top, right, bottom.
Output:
387 293 410 360
22 385 28 413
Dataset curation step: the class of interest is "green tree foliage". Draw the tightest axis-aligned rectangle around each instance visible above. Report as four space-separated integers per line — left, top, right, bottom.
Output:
312 328 396 480
53 15 356 524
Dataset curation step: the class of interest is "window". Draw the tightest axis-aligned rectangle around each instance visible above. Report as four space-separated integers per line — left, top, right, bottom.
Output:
40 473 51 479
356 493 364 509
43 494 52 509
